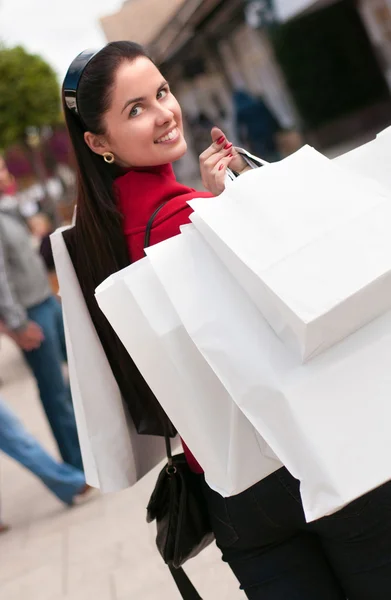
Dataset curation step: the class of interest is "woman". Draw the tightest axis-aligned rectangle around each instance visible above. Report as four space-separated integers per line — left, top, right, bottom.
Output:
61 42 391 599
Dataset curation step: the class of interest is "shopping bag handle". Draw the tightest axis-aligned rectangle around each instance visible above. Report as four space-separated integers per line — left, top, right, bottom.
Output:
225 147 269 187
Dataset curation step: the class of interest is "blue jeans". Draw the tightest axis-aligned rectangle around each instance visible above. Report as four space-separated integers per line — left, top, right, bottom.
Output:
203 468 391 599
0 398 85 504
23 296 83 471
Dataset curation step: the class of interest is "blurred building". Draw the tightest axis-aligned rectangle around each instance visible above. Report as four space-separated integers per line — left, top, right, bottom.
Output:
100 0 391 177
100 0 187 46
269 0 391 148
358 0 391 89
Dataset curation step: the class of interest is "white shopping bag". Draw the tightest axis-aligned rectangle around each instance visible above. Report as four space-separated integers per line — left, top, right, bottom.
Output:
336 126 391 192
147 225 391 522
95 256 281 497
51 228 166 493
189 145 391 362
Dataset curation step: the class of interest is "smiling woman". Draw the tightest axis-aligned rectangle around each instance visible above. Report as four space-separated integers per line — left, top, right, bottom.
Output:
60 40 242 598
61 39 243 472
59 40 391 600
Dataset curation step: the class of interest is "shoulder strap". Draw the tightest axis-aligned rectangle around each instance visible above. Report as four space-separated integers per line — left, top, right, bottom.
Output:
144 206 174 461
144 202 203 599
144 201 169 250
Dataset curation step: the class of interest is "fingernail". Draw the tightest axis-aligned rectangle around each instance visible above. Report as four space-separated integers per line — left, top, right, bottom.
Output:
219 164 224 171
228 153 233 157
216 136 225 145
224 142 233 150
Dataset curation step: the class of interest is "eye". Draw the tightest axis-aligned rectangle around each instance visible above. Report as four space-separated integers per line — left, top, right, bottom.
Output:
129 105 142 118
157 87 169 100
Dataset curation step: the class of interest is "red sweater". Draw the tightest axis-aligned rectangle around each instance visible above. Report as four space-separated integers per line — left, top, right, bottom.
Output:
115 164 213 474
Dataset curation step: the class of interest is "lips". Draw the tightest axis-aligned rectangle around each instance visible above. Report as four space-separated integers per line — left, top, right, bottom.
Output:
155 127 179 144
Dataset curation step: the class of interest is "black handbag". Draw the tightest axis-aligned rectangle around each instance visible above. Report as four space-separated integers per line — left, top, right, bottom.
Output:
147 434 214 597
144 203 214 598
147 438 214 566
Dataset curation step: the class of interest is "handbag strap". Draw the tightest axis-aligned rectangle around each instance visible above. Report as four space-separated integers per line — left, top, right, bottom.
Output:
144 199 173 466
144 201 169 249
144 201 203 599
169 565 202 599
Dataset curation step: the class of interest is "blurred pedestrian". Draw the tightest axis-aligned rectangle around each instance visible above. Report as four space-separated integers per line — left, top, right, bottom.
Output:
0 395 95 532
0 157 56 286
0 156 39 220
233 89 282 162
0 208 83 471
27 211 58 293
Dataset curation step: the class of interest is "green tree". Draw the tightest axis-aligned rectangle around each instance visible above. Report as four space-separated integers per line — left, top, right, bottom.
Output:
0 45 60 149
0 45 61 223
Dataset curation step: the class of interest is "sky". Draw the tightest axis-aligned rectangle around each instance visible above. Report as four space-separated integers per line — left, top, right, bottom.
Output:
0 0 123 81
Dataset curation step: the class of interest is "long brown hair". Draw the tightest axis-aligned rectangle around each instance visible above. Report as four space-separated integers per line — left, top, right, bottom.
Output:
63 41 149 292
62 42 174 436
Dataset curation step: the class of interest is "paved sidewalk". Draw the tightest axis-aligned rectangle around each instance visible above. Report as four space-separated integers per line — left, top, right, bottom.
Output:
0 337 242 600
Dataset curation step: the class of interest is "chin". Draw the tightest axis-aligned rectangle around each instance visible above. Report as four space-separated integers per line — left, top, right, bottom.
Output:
170 138 188 163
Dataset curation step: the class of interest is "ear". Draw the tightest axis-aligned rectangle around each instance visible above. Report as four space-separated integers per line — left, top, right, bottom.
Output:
84 131 111 157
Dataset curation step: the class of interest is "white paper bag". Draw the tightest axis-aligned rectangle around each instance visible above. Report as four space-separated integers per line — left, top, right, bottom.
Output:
51 228 166 493
95 256 281 497
189 145 391 362
147 225 391 522
336 126 391 192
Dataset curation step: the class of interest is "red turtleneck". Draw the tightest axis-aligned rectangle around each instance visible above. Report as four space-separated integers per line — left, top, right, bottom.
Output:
115 164 213 473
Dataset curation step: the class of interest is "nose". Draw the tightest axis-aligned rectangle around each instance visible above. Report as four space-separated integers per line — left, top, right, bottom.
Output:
155 103 174 127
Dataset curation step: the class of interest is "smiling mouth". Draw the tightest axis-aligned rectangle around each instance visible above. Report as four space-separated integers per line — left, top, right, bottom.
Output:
155 127 180 144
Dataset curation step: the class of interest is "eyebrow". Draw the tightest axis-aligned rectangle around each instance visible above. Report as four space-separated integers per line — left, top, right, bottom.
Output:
121 80 169 114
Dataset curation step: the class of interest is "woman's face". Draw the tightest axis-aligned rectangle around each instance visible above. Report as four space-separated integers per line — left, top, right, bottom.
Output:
86 57 187 168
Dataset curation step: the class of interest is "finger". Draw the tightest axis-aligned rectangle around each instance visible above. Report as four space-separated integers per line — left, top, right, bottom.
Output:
200 140 225 164
200 128 230 163
210 128 230 151
214 155 234 179
211 156 234 195
214 153 234 173
202 138 233 167
211 127 225 144
203 143 234 170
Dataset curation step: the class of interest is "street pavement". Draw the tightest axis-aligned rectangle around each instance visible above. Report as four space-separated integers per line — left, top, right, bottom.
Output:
0 337 242 600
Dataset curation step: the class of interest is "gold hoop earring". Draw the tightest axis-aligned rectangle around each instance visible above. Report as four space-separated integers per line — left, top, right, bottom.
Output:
103 152 115 164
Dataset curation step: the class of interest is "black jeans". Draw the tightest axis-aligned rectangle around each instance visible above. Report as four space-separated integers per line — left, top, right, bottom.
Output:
203 468 391 599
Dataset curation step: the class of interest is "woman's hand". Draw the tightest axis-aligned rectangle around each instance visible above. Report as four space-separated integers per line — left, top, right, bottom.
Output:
199 127 249 196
